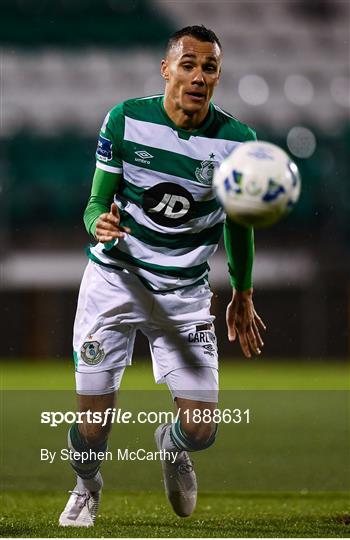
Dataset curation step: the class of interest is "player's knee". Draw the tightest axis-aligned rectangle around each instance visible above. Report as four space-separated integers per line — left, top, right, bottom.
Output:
182 421 217 450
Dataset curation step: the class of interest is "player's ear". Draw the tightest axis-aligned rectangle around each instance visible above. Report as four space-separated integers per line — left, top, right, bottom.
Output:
215 66 222 86
161 59 169 81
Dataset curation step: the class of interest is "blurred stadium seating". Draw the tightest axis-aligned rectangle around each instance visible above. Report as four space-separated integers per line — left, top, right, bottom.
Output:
1 0 349 359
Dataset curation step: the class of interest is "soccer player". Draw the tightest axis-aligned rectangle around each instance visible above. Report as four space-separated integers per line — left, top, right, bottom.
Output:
59 25 265 526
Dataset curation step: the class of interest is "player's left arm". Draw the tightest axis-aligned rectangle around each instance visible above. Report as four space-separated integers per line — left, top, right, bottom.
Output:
223 125 266 358
224 217 266 358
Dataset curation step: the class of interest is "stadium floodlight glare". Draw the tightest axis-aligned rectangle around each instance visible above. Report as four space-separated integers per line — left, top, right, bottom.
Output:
284 74 314 106
238 74 269 106
287 126 316 159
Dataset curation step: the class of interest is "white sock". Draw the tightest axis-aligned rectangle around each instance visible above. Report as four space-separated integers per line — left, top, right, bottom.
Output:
161 424 181 453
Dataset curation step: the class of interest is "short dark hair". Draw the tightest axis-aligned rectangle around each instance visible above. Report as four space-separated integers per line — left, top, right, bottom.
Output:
166 25 222 56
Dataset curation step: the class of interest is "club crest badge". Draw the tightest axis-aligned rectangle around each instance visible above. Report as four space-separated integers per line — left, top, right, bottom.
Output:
195 159 218 185
81 341 105 365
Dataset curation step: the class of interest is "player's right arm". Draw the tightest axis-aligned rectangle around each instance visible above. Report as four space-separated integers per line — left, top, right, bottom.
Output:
83 168 130 243
84 105 130 242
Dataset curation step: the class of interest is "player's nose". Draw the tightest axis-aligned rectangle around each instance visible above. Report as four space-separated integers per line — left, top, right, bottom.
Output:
192 69 205 85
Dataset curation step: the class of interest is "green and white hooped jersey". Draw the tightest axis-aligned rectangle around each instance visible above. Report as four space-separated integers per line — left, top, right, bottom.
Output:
89 95 256 292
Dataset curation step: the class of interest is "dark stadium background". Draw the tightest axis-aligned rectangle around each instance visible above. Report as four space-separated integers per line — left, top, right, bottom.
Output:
1 0 349 361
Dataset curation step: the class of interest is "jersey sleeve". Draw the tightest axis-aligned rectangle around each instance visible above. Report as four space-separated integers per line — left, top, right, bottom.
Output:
223 120 257 290
83 168 122 238
224 219 254 290
95 103 124 174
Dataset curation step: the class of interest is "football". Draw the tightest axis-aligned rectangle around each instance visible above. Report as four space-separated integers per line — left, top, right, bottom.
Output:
213 141 301 228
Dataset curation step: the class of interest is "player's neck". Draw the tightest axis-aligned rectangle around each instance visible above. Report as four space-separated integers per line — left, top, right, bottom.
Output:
163 97 209 131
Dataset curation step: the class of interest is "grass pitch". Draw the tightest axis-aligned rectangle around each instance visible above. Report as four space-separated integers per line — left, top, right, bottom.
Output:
1 491 350 537
0 359 349 537
1 357 348 390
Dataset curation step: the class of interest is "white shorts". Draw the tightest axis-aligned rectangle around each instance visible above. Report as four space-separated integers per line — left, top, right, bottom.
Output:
73 262 218 397
75 366 218 402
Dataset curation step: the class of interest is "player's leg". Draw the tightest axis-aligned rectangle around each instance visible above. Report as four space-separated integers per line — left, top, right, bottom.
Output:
59 262 139 527
149 282 219 517
170 397 217 450
166 366 218 450
59 369 124 527
155 366 218 517
160 366 218 454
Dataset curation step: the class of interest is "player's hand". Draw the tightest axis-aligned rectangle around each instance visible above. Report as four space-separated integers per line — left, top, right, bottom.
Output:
226 288 266 358
95 203 131 243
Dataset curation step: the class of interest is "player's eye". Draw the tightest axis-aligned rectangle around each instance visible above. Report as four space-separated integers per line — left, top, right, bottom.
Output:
182 63 194 70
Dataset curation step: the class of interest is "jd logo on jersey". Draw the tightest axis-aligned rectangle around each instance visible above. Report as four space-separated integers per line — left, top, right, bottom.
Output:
143 182 195 227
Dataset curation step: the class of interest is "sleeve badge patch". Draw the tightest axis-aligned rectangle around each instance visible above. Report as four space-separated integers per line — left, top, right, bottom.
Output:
96 135 113 162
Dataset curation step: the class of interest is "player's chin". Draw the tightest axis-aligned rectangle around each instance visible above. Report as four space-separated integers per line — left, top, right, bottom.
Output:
182 95 208 111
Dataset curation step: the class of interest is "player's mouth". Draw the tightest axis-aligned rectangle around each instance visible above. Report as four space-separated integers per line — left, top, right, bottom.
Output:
186 91 206 102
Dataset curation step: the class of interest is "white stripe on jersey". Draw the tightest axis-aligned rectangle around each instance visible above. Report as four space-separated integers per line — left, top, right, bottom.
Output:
124 117 240 162
123 161 215 201
119 200 226 234
90 244 209 291
115 234 216 267
96 161 122 174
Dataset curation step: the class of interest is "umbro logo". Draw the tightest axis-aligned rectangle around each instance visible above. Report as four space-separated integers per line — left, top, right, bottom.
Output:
134 149 154 165
135 150 154 159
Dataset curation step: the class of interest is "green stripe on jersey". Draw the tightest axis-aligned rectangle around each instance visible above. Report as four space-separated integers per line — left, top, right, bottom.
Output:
123 140 205 184
123 95 213 139
121 96 256 141
122 96 256 142
123 95 167 127
102 246 209 278
119 210 223 248
87 248 207 293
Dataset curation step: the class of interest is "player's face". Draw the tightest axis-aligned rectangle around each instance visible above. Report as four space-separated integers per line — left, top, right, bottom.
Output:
161 36 222 116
